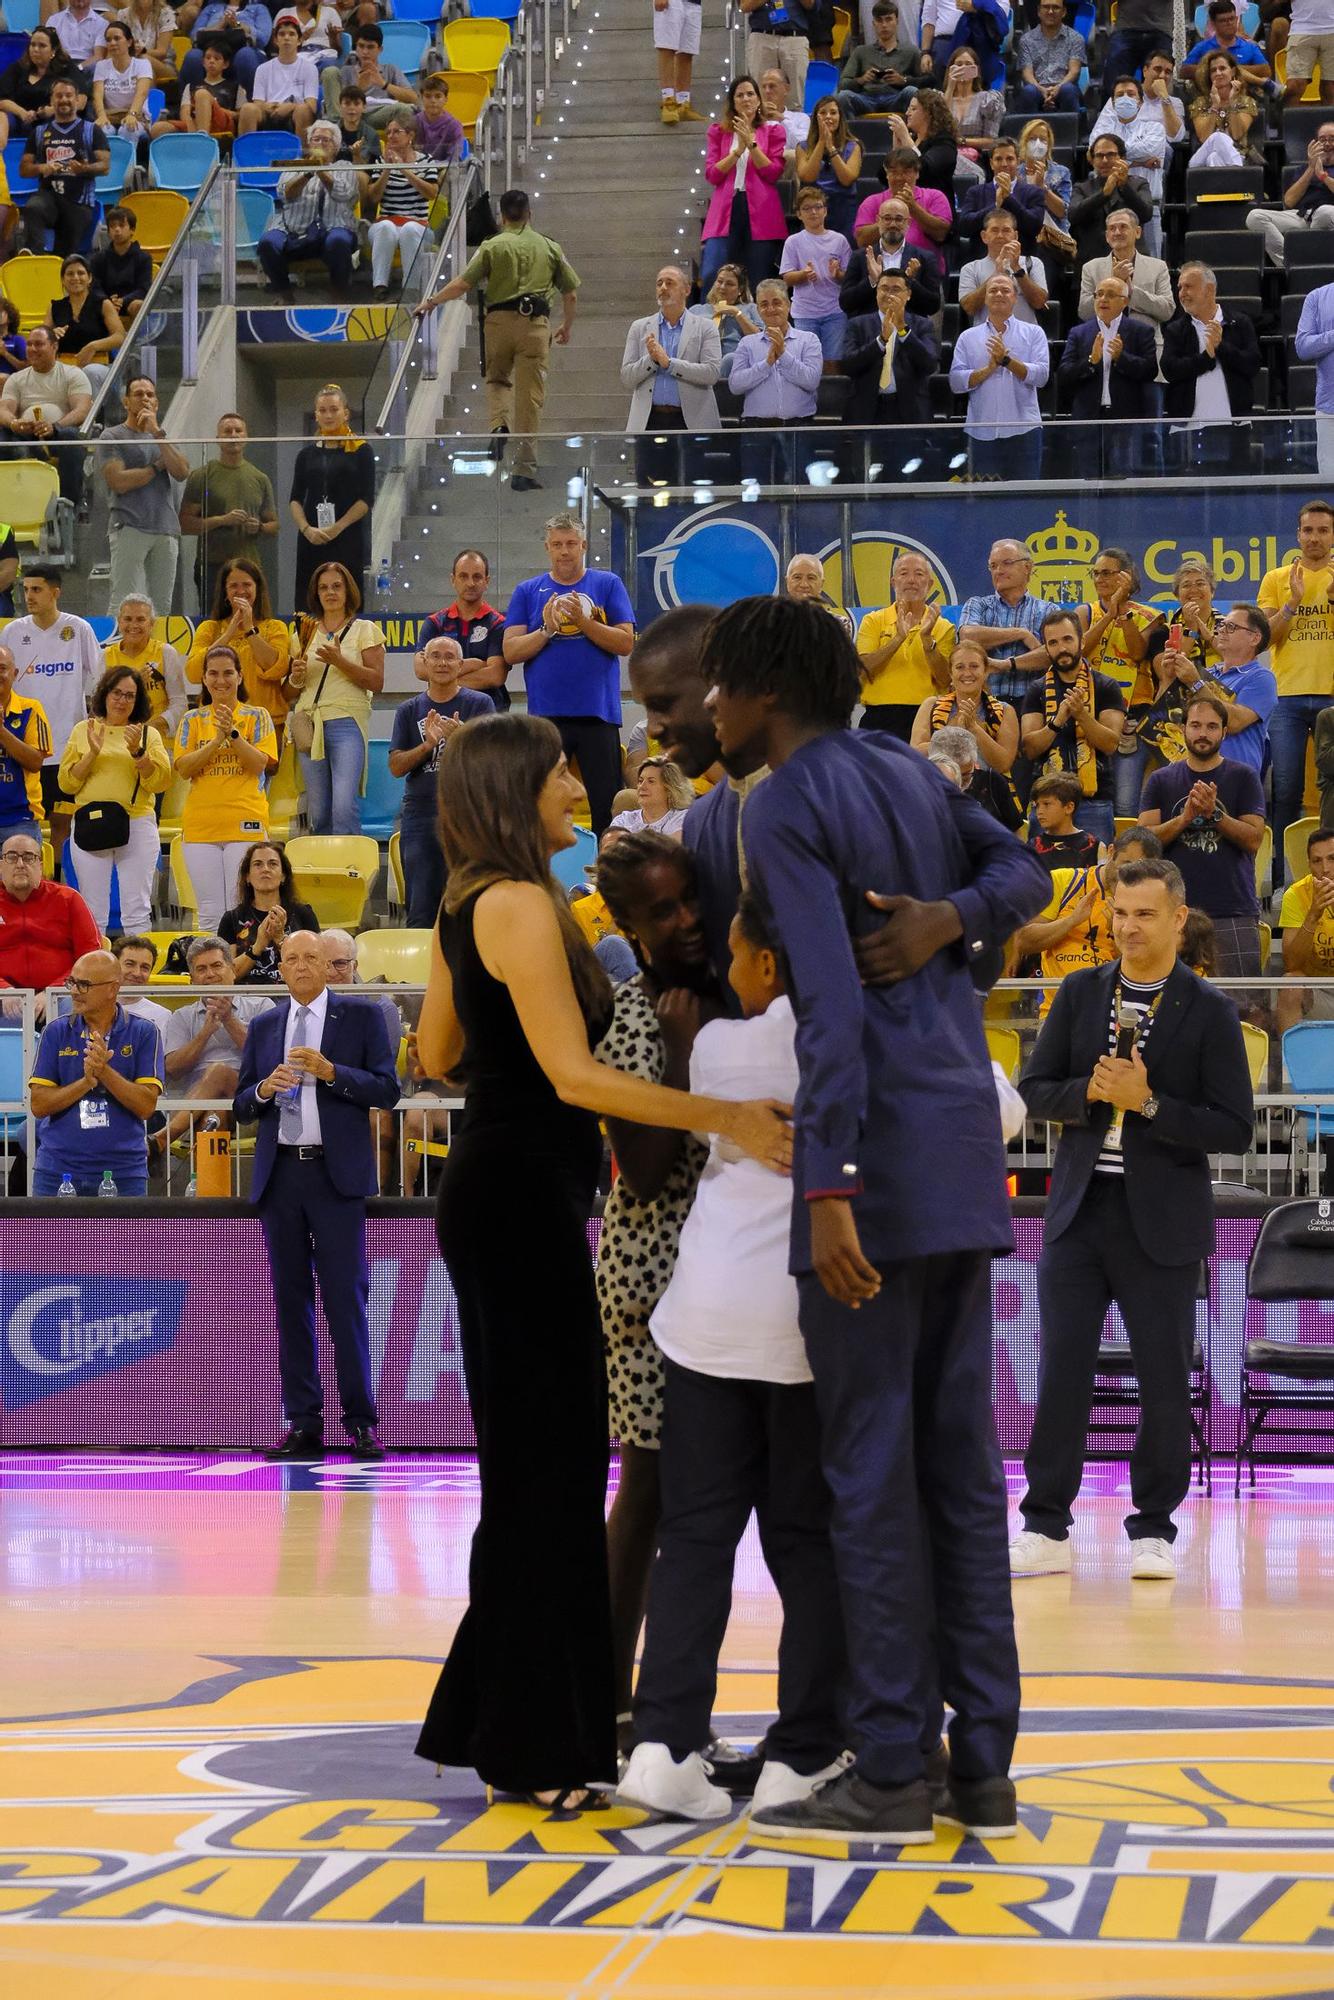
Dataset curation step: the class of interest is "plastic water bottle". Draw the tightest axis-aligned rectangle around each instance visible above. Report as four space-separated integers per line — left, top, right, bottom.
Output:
375 558 392 606
97 1170 117 1199
201 1114 221 1133
57 1173 76 1198
185 1174 197 1199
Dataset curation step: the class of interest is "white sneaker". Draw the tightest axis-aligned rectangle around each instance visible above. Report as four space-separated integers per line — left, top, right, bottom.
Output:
1009 1529 1072 1577
751 1751 852 1814
616 1742 733 1820
1130 1536 1176 1579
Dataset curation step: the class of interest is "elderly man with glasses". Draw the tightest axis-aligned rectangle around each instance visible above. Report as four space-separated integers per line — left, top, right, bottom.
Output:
28 948 164 1195
0 833 102 1024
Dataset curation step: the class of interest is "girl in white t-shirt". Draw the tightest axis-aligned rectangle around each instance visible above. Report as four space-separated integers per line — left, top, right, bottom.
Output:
618 893 847 1824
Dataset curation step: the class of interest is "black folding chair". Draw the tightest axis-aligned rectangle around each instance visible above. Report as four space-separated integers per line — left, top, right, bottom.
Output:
1237 1198 1334 1491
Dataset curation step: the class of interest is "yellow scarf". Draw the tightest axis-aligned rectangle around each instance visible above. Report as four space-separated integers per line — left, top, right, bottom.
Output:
1042 664 1098 798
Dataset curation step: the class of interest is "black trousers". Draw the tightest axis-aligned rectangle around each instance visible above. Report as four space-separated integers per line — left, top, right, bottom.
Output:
799 1250 1018 1788
549 714 623 837
632 1357 845 1772
23 189 92 258
1022 1175 1199 1544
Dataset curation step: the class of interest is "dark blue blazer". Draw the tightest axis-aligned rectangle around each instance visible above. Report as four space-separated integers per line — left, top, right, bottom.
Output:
739 731 1049 1271
1057 313 1157 419
1019 959 1253 1265
234 992 400 1201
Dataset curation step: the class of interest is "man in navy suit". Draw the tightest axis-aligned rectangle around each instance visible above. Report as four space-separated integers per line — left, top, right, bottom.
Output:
696 597 1047 1848
840 270 939 461
1056 275 1158 475
235 929 400 1461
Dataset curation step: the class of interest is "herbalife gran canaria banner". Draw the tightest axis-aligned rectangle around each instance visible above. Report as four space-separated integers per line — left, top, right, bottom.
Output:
612 485 1310 627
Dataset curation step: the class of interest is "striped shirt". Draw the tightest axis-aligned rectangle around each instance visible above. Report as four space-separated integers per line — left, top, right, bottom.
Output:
1094 971 1168 1176
376 155 438 224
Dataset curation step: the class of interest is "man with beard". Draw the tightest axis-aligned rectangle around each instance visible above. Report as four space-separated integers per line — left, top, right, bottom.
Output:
838 197 941 320
1019 609 1126 847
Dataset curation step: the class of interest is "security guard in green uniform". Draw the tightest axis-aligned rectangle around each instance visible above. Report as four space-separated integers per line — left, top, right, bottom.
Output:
416 187 579 492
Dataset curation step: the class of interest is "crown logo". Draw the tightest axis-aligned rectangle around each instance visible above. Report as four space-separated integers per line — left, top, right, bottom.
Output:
1026 510 1101 607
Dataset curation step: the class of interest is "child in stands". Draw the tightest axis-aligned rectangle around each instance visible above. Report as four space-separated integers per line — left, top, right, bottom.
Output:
92 207 154 326
1029 771 1102 874
414 72 464 162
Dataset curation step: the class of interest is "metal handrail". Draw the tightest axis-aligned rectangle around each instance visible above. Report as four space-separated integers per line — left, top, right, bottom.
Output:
373 158 480 435
80 159 225 431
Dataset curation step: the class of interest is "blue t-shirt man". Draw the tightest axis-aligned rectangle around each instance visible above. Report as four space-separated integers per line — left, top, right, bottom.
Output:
390 686 496 819
29 1002 164 1194
1206 657 1277 774
504 565 635 725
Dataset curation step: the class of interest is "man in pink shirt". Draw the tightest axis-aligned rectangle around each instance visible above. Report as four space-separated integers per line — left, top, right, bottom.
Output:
853 147 951 271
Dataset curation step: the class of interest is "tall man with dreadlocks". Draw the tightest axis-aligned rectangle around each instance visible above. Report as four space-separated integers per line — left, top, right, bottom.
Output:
697 595 1039 1847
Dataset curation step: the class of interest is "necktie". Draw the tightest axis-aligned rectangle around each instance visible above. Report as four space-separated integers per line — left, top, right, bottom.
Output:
879 331 897 394
279 1005 311 1144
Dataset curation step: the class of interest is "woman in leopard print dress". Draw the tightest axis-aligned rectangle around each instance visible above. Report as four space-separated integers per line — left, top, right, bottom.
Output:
593 830 728 1746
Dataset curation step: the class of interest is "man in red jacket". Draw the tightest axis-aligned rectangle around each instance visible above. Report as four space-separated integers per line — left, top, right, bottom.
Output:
0 830 101 1021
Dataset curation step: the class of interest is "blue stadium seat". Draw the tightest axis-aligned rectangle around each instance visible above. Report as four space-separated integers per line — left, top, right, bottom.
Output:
96 134 135 203
231 129 302 196
380 20 430 76
0 31 28 70
388 0 444 19
148 132 219 199
3 137 37 202
1283 1022 1334 1144
359 738 406 842
236 184 276 252
803 61 839 115
550 825 598 893
5 0 39 29
467 0 522 18
0 1028 26 1144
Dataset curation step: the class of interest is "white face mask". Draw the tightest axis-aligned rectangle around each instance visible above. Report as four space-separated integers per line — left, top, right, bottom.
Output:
1026 138 1048 159
1114 95 1138 121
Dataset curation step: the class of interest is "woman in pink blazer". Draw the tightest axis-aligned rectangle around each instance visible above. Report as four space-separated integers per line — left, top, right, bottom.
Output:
700 74 789 294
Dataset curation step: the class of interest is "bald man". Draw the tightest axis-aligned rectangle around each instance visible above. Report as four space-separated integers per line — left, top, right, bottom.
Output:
28 947 164 1194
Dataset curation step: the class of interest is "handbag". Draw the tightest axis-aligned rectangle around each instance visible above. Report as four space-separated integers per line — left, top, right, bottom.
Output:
288 618 351 754
73 758 140 852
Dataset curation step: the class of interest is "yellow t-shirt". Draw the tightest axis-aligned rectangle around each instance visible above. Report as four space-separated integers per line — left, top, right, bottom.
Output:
174 704 278 843
1037 865 1115 1011
1257 563 1334 697
857 606 956 708
0 692 50 823
571 888 620 946
1279 874 1334 970
59 720 171 817
187 618 293 721
1082 599 1164 707
104 638 180 729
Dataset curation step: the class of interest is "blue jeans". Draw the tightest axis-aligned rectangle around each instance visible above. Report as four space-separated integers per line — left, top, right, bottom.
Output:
969 428 1042 481
699 234 783 296
34 1165 148 1196
258 225 355 292
1114 739 1149 817
1101 26 1171 96
837 86 916 119
299 717 366 835
400 813 445 928
1013 81 1081 114
793 312 845 361
1269 693 1325 884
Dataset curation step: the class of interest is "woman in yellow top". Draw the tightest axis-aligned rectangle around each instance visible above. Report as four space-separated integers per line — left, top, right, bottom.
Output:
909 637 1022 827
60 665 171 934
286 560 385 835
1076 546 1167 817
186 559 291 734
174 644 280 930
855 549 955 740
103 593 189 744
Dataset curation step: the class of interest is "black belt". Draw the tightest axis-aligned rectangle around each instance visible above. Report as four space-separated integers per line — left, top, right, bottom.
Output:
489 294 550 317
279 1145 324 1160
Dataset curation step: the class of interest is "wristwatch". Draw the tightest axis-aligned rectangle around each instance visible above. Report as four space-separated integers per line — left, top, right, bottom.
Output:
229 728 240 741
1140 1093 1160 1120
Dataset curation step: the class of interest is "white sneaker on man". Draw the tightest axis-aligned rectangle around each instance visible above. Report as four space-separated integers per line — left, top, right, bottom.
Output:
1129 1536 1176 1579
616 1742 733 1820
1009 1529 1072 1577
751 1751 852 1814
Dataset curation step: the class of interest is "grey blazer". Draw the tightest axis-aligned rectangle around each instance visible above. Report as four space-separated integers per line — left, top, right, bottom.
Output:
621 310 723 432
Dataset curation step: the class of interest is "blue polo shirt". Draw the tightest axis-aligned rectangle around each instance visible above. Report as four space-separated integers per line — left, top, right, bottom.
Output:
504 567 635 725
29 1004 164 1177
1209 658 1277 775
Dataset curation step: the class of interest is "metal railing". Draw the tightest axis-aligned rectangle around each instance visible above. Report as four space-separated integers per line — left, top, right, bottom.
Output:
373 157 480 437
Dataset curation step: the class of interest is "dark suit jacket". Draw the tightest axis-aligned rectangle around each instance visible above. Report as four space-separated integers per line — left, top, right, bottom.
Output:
956 177 1047 252
1160 306 1261 420
234 992 400 1201
1067 171 1153 268
1019 959 1254 1266
839 246 941 321
1057 312 1158 419
841 309 939 424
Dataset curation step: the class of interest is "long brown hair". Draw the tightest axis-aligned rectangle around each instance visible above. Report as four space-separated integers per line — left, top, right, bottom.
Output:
211 557 274 624
438 714 611 1023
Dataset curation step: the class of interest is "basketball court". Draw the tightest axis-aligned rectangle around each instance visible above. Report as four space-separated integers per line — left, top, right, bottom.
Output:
4 1454 1334 1999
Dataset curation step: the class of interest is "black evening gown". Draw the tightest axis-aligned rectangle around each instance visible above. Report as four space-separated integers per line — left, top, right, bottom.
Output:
416 891 616 1793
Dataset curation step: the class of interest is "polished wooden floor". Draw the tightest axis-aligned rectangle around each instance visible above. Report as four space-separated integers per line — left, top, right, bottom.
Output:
3 1455 1334 1999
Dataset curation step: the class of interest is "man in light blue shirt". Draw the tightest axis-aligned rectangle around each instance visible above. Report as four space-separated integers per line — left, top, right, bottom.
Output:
948 272 1049 482
1296 280 1334 480
1179 603 1277 777
730 279 823 482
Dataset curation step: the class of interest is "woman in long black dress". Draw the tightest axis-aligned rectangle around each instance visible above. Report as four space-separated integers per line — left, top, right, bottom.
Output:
415 714 790 1811
287 382 375 612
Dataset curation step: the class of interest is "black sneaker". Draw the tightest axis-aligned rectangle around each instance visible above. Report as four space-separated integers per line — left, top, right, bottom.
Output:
265 1428 324 1461
510 473 543 492
749 1768 935 1844
704 1746 765 1798
350 1426 386 1461
925 1738 950 1814
936 1773 1018 1839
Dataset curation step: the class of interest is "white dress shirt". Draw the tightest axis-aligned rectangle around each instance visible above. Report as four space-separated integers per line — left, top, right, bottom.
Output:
1098 310 1123 407
1189 308 1232 423
280 985 329 1146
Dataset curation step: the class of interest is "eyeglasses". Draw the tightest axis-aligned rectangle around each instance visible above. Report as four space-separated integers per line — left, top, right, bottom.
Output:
1 851 40 865
1213 619 1251 634
327 958 354 970
67 976 115 993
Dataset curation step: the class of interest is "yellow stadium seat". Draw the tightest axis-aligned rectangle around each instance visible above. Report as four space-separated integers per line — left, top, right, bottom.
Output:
0 254 63 330
832 5 851 57
1253 824 1273 898
1285 816 1322 890
2 459 59 544
1275 45 1323 101
169 836 199 926
1113 817 1139 839
357 928 433 984
267 735 301 844
41 837 54 879
1241 1021 1269 1090
155 767 191 846
442 19 509 80
388 829 404 906
439 69 490 138
985 1024 1021 1082
123 189 191 264
285 833 380 929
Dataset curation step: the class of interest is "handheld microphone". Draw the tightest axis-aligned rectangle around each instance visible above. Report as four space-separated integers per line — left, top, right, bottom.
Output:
1115 1001 1139 1063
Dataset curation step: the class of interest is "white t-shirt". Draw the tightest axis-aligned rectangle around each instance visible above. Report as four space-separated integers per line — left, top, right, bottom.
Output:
3 613 102 763
94 55 152 111
650 996 810 1385
1190 309 1232 422
251 53 320 103
122 992 172 1039
46 7 109 64
1291 0 1334 35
